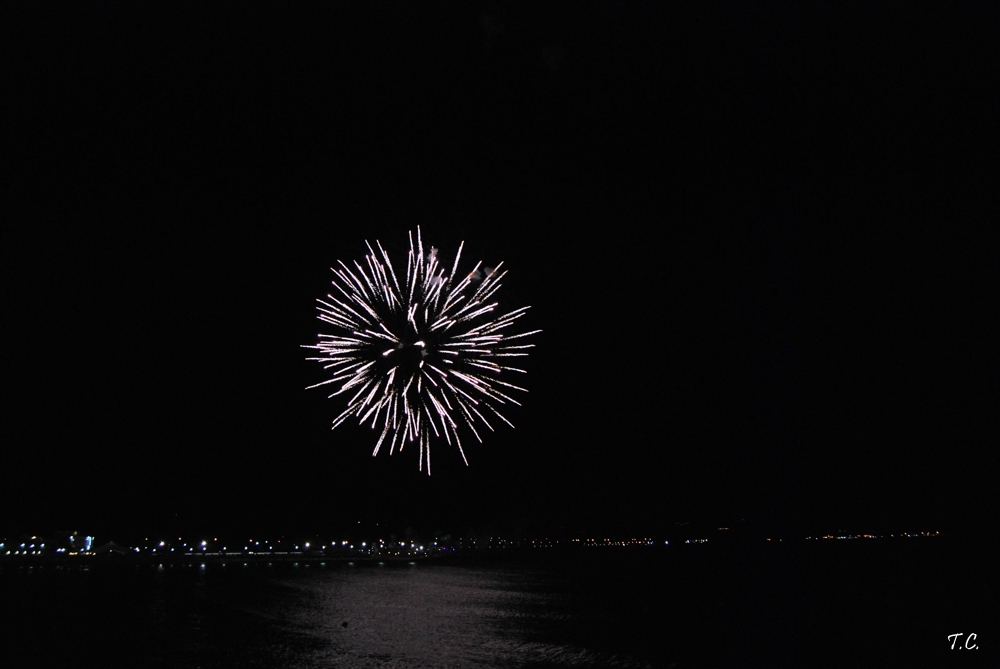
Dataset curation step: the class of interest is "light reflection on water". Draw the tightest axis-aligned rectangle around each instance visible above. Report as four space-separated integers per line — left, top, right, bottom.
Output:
4 542 975 668
235 565 652 668
11 559 655 669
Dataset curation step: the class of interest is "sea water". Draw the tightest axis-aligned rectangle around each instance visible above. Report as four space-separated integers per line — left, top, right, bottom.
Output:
1 542 991 668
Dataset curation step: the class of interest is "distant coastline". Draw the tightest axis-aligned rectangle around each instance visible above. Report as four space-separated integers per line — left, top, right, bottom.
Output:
0 528 948 569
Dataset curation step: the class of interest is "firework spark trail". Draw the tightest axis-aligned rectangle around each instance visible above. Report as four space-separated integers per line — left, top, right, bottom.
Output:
304 228 540 473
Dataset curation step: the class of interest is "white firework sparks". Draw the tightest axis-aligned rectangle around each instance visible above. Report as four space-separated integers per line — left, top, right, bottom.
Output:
304 228 540 474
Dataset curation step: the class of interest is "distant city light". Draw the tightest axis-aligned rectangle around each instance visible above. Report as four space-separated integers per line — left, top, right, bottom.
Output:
0 527 943 569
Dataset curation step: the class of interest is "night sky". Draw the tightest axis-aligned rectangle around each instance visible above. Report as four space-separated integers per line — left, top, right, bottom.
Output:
4 3 995 541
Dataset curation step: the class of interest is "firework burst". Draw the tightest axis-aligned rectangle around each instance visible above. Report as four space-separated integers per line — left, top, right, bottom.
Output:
304 228 540 474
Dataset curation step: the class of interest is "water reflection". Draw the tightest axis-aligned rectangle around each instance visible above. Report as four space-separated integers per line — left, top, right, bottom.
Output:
257 565 652 668
1 561 653 668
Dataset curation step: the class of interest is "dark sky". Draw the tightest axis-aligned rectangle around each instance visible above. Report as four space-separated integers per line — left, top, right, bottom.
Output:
4 3 995 540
